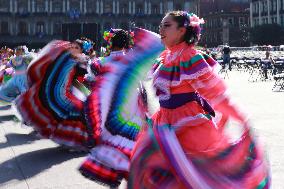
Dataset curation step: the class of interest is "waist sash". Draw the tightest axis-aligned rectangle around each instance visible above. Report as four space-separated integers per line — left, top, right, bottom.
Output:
159 92 215 117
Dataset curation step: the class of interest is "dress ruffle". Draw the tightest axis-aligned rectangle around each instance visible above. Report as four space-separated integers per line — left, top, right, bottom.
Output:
15 41 89 149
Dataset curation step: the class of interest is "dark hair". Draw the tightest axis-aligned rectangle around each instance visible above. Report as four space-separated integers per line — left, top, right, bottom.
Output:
110 29 131 50
74 37 94 55
166 11 202 45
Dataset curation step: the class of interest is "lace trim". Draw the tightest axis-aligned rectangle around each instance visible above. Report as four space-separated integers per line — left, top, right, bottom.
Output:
153 67 211 100
89 145 130 171
174 113 214 129
191 74 220 90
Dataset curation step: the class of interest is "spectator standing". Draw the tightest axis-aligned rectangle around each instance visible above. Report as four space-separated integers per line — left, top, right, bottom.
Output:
222 44 231 70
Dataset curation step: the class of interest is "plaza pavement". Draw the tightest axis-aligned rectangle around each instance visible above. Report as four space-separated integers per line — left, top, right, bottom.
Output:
0 70 283 189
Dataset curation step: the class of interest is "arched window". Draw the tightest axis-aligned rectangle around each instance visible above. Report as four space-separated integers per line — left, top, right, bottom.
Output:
0 21 9 34
18 21 28 35
53 0 63 13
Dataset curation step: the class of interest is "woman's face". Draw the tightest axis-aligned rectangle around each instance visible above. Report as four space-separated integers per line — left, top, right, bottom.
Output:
70 42 82 55
159 15 186 48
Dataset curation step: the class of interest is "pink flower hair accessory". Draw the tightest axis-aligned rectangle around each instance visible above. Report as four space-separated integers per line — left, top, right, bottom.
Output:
183 12 205 28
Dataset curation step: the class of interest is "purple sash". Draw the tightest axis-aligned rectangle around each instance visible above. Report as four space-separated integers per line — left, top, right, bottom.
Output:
159 92 215 117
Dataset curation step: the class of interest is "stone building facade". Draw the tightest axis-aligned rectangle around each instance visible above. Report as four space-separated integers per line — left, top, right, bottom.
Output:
0 0 198 49
199 0 250 47
250 0 284 27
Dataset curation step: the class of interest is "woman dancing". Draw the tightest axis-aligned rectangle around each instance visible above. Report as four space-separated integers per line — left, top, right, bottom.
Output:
128 11 270 189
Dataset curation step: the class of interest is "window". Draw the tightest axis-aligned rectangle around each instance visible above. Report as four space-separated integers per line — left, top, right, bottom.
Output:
86 0 96 13
36 22 45 33
36 0 45 12
104 22 112 30
0 21 9 34
0 0 9 12
18 0 28 13
121 3 128 14
18 21 28 35
69 0 80 11
175 3 182 11
272 0 276 11
53 22 61 35
120 22 128 30
152 4 158 14
239 17 245 26
136 4 143 14
228 17 234 26
104 3 112 13
53 0 63 13
136 22 144 28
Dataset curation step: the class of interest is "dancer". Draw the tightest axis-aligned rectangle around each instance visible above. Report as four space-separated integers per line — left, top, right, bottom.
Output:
128 11 270 189
15 40 91 150
0 46 35 106
79 28 139 188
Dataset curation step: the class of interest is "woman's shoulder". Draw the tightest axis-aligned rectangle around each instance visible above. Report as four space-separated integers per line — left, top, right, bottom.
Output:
180 47 199 62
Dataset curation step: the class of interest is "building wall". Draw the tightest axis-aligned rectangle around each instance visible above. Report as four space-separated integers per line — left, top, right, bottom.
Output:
0 0 198 48
200 0 250 47
250 0 284 27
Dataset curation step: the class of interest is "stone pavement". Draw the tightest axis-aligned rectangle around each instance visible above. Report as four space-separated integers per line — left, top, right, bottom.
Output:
0 70 283 189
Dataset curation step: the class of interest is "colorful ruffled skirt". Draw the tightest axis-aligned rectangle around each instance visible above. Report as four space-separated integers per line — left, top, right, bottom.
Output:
128 102 270 189
15 41 90 149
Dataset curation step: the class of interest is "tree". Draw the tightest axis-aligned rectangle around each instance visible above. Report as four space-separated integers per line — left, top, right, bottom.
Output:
250 24 284 45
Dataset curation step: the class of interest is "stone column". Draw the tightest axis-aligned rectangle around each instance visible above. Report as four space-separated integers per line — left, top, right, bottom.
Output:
117 0 119 14
80 0 83 12
100 0 103 14
267 0 271 24
113 0 116 14
28 0 31 12
129 1 132 14
49 0 53 13
10 0 13 12
250 1 253 27
63 0 66 12
277 0 280 24
67 0 70 12
15 0 18 13
259 1 262 25
160 2 163 14
148 2 151 14
84 0 87 14
144 1 147 14
96 0 99 14
132 1 135 14
45 0 49 12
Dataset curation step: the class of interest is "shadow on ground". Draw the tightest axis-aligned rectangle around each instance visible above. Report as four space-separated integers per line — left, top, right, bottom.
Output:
0 132 39 149
0 146 87 185
0 115 18 123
